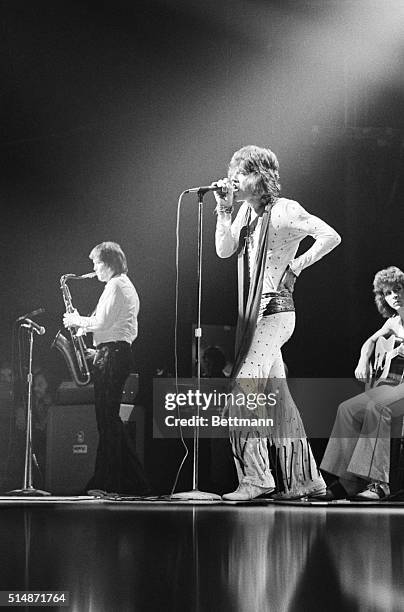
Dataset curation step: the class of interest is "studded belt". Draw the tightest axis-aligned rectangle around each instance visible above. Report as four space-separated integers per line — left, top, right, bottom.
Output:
259 290 295 317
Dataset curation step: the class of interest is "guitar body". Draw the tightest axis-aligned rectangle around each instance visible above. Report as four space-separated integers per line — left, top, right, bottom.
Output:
368 336 404 389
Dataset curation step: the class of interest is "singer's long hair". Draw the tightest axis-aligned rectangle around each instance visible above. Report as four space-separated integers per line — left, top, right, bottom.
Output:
89 241 128 275
228 145 281 205
373 266 404 318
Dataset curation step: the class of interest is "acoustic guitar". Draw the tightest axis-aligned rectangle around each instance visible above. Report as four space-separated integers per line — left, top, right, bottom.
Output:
367 336 404 389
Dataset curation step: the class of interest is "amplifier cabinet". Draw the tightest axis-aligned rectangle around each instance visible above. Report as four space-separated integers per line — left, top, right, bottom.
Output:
45 404 98 495
45 403 146 495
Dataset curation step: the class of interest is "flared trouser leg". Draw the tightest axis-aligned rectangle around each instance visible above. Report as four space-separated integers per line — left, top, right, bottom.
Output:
321 383 404 485
231 312 325 495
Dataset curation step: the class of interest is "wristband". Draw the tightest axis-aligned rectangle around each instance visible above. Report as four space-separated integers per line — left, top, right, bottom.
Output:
215 204 234 215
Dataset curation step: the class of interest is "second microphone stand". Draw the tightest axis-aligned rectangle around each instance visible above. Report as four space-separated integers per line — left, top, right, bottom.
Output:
171 190 221 501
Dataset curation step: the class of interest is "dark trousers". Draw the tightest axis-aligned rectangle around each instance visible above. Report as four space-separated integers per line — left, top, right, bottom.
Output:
87 342 149 494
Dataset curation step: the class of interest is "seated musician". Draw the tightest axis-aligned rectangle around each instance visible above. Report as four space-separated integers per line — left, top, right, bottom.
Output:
320 266 404 500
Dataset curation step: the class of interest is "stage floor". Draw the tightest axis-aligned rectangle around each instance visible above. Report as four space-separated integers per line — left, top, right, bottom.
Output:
1 496 404 611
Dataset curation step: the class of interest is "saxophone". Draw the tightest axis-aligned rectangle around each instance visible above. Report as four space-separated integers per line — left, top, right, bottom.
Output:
52 273 96 386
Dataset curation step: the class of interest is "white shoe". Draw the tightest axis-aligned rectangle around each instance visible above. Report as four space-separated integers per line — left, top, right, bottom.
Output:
355 481 390 501
222 482 275 501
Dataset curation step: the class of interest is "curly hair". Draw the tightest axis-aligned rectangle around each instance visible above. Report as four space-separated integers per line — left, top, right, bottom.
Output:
373 266 404 318
89 241 128 274
227 145 281 205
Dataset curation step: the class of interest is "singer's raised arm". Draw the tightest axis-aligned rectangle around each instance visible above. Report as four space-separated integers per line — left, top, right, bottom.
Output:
215 202 248 258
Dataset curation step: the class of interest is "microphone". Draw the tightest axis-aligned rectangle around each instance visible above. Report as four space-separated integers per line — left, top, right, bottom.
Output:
184 181 239 197
16 307 45 322
20 318 46 336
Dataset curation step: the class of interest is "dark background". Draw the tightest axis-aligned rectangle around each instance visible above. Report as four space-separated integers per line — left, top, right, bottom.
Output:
0 0 403 492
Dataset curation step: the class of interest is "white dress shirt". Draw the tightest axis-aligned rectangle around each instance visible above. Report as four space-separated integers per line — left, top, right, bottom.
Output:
78 274 139 346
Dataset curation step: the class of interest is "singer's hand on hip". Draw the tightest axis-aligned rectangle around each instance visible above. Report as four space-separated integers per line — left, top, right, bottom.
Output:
280 266 297 292
63 310 80 328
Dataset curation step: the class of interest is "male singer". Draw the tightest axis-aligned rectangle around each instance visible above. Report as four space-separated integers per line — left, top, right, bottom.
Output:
64 241 148 495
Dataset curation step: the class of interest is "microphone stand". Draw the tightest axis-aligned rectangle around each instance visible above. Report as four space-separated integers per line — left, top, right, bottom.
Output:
171 189 221 501
7 325 50 496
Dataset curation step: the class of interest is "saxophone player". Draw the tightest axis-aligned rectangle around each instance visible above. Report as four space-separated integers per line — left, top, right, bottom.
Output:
63 241 149 496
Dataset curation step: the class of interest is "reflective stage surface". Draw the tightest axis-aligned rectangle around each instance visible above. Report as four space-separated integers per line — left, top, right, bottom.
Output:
1 501 404 611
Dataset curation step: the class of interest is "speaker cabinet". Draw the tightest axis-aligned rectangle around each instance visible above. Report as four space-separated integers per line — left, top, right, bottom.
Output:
45 404 98 495
45 403 146 495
